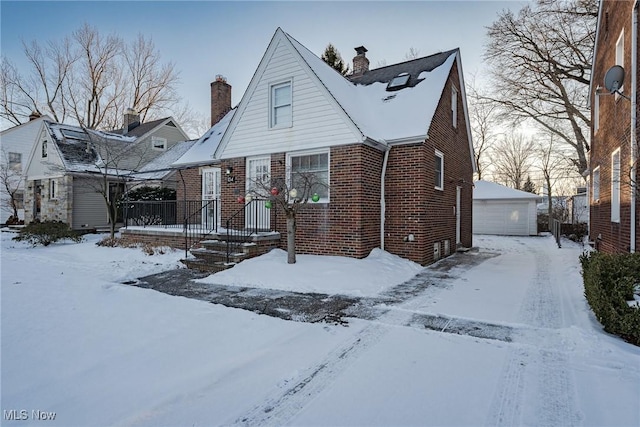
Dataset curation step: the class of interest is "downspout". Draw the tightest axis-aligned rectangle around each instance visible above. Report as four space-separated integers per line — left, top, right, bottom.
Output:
632 2 638 252
380 144 391 251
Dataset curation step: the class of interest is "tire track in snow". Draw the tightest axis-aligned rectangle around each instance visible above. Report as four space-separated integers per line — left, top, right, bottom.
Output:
485 238 582 426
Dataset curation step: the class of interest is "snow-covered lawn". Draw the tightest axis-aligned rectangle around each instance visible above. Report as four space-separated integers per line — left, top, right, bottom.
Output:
1 231 639 426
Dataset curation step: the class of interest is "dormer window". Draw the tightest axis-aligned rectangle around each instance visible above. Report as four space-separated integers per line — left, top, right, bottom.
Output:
152 136 167 151
387 73 410 91
42 139 48 158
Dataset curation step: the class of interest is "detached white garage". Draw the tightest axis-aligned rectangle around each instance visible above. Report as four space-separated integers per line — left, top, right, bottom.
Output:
473 180 541 236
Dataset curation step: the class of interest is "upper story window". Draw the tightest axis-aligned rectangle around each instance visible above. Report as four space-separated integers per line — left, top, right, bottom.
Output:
451 87 458 128
611 149 620 223
42 140 48 158
8 152 21 171
287 150 329 202
616 30 624 95
435 150 444 190
152 136 167 151
592 166 600 201
270 81 292 128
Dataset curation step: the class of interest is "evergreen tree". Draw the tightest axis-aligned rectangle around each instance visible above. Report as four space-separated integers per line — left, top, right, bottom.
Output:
523 175 537 194
321 44 349 76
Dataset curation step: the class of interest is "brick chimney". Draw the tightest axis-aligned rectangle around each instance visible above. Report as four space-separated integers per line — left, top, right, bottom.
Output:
124 108 140 134
352 46 369 76
211 75 231 127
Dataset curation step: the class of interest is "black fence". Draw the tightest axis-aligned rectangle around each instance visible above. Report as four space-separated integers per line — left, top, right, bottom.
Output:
225 199 274 263
122 200 219 231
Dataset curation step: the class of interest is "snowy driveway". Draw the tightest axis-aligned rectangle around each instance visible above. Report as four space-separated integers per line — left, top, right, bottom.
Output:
2 233 639 426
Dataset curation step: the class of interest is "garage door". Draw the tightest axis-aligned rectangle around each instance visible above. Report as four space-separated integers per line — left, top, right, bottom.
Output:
473 201 531 236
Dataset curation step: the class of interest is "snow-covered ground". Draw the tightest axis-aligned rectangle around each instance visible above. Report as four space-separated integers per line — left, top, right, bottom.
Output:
1 231 639 426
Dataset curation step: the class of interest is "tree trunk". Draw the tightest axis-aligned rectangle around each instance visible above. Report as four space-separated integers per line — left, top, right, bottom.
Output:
286 213 296 264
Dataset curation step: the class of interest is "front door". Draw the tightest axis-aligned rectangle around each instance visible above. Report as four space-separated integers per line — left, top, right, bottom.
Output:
202 167 221 229
246 156 271 230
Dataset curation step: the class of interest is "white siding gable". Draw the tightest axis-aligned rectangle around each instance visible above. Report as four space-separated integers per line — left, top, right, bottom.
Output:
218 31 362 160
24 126 65 179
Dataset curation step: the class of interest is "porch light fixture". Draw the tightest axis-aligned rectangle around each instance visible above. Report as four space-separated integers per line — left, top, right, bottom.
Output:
225 166 233 175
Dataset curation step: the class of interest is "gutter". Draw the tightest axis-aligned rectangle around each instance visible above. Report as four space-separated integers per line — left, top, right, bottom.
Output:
632 1 638 252
380 143 391 250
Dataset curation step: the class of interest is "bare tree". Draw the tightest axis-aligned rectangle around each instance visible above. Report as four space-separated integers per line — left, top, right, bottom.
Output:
492 132 536 190
1 23 183 131
467 79 501 180
536 133 575 223
247 171 326 264
0 148 24 221
483 0 597 175
404 47 421 60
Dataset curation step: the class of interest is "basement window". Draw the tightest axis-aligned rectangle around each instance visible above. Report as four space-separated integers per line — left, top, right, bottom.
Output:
386 73 410 91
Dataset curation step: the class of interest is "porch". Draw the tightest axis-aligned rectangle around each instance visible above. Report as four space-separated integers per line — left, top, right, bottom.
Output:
120 199 280 270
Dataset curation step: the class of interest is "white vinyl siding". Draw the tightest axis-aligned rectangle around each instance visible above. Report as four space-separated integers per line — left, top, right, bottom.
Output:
221 38 360 159
611 149 620 223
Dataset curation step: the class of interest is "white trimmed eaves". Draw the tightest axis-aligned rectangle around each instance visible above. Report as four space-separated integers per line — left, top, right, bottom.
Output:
214 29 283 160
284 31 367 144
454 50 477 174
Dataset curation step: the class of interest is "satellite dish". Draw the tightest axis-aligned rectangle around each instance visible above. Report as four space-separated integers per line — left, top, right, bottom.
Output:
604 65 625 93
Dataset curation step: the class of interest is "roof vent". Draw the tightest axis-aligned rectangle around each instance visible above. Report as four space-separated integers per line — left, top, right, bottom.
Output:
386 72 410 91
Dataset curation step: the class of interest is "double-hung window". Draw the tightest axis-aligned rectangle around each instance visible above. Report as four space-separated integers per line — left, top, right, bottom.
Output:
435 150 444 190
616 30 624 96
288 150 329 202
42 140 48 158
8 152 21 171
270 81 292 128
611 149 620 223
451 87 458 128
49 179 57 200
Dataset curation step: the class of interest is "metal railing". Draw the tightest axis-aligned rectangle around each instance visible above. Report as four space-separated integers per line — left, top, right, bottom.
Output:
123 199 220 257
225 199 274 264
552 218 562 248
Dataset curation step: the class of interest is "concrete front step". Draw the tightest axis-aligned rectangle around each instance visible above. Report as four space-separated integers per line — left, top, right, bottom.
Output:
199 239 258 254
190 247 249 264
181 258 235 273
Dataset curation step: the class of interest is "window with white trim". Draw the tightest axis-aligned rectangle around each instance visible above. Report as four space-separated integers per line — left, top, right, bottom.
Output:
151 136 167 151
42 140 48 158
611 149 620 223
435 150 444 190
270 81 292 128
616 30 624 94
592 166 600 201
451 87 458 128
8 152 21 171
49 179 57 200
287 150 329 201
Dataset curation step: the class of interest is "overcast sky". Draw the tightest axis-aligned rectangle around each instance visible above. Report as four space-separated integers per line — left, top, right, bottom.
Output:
1 0 527 131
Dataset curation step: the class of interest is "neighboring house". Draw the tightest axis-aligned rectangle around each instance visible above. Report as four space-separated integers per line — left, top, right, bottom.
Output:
473 180 541 236
569 188 588 224
0 113 52 223
130 139 197 190
588 0 639 252
22 113 189 229
174 28 475 265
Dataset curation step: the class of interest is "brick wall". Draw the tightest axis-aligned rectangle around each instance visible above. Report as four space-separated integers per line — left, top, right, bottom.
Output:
589 0 639 253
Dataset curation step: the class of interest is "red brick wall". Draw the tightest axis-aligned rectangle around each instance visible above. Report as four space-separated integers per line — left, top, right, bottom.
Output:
176 167 201 202
589 0 638 253
384 61 474 264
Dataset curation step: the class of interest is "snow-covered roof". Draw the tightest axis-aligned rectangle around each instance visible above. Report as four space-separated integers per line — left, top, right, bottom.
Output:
132 140 197 180
285 32 456 143
172 109 234 168
473 180 542 201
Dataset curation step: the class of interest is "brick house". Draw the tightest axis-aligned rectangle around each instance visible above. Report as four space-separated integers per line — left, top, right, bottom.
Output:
589 0 640 253
172 28 475 265
22 113 189 229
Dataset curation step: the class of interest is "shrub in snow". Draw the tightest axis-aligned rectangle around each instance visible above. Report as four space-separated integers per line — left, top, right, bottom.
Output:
13 220 83 246
580 251 640 346
97 236 167 255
